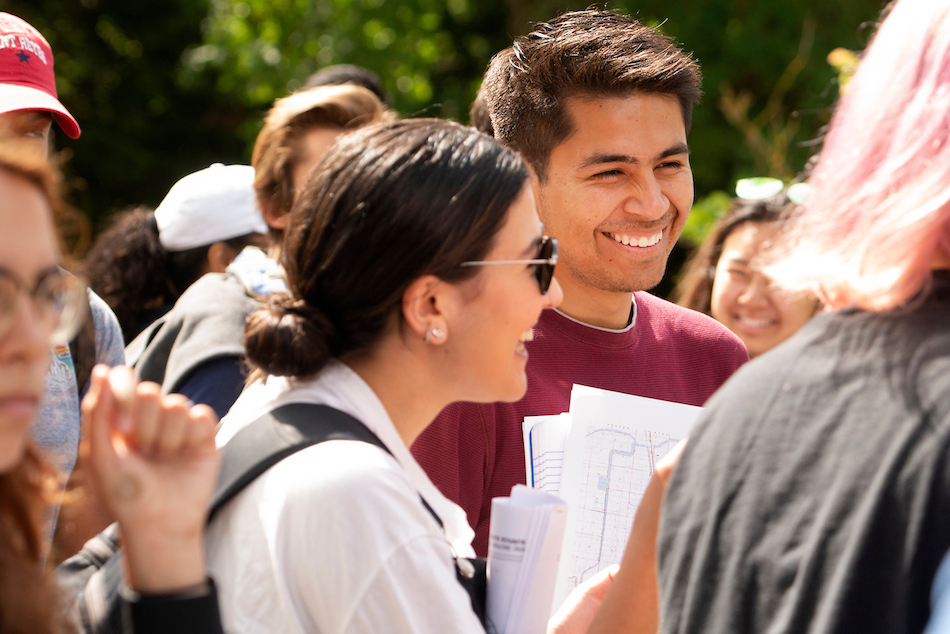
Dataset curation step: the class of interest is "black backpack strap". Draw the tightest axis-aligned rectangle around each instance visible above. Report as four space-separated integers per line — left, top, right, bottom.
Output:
63 402 490 633
63 403 388 634
209 402 390 522
416 466 489 630
212 402 489 630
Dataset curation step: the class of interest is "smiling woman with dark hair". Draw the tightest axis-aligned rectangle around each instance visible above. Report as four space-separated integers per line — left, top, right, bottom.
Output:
674 193 820 358
205 118 616 633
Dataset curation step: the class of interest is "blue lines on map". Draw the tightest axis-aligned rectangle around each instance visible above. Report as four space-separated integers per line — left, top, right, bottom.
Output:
531 451 564 493
575 429 677 583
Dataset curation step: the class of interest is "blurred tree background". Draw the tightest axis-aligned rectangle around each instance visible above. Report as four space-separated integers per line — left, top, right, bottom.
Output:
6 0 884 290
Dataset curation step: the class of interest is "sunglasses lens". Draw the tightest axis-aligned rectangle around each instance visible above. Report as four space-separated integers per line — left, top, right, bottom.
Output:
536 237 557 294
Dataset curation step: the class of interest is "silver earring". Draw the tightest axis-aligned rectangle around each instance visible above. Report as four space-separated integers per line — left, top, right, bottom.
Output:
424 327 445 344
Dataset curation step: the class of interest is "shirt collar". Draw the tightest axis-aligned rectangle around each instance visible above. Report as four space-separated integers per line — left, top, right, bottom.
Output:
552 293 638 333
217 359 476 557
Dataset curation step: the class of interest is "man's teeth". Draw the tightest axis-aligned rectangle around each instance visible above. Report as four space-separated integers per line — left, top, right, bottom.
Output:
609 231 663 247
520 329 535 343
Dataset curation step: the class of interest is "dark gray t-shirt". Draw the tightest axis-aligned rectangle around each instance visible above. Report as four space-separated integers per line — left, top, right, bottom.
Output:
659 271 950 634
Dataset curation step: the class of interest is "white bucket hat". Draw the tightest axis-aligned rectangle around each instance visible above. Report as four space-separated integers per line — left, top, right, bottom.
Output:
154 163 268 251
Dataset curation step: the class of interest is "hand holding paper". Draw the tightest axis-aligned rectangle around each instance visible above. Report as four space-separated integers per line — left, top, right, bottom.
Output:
547 565 619 634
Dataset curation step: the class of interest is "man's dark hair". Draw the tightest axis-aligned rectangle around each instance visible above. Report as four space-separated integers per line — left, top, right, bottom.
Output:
470 49 515 137
469 85 493 137
483 9 702 180
303 64 390 105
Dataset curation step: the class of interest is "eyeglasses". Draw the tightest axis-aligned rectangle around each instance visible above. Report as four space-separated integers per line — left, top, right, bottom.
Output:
735 177 809 206
460 236 558 294
0 268 88 344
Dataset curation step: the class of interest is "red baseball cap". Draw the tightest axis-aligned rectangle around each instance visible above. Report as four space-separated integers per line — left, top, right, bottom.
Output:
0 12 80 139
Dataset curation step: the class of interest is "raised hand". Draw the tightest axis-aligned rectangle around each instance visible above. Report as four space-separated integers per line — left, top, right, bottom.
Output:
82 364 221 593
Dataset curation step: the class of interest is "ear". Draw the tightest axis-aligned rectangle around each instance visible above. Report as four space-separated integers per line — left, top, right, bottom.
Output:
261 201 289 230
401 274 451 344
206 241 238 274
526 167 547 226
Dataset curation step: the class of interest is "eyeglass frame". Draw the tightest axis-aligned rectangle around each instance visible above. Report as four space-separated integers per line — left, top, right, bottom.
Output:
459 236 558 295
0 267 88 344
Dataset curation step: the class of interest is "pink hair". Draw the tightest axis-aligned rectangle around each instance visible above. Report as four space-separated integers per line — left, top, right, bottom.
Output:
770 0 950 311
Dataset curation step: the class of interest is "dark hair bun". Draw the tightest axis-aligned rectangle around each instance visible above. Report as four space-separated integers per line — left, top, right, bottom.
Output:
245 292 336 377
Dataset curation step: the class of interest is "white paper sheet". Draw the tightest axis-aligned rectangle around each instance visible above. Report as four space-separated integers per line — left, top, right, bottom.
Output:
523 413 572 494
524 385 700 614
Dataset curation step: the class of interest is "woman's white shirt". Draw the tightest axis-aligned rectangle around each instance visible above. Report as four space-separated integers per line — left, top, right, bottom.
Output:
206 361 482 634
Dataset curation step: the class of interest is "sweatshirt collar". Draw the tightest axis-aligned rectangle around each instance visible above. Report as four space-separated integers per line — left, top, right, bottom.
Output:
539 294 641 349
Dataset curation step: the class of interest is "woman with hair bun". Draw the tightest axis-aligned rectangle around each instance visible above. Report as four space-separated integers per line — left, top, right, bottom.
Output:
206 118 613 633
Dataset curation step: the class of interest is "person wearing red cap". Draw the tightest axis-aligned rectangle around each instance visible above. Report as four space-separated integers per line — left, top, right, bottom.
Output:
0 12 126 563
0 12 80 150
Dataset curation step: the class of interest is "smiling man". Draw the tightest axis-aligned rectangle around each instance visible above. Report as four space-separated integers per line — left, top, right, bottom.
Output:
412 10 749 555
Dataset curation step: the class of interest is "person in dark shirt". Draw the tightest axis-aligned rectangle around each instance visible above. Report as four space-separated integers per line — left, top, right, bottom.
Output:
83 162 269 345
645 1 950 632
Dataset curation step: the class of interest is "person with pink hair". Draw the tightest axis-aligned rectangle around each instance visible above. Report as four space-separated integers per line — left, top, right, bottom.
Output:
595 0 950 632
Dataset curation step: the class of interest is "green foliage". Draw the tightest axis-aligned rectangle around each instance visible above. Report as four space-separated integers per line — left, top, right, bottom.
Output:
179 0 510 146
827 47 861 92
611 0 884 198
9 0 886 258
6 0 251 244
682 191 733 247
183 0 886 197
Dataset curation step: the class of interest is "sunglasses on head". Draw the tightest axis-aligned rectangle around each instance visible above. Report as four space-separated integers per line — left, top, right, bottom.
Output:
460 236 558 294
735 177 809 206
